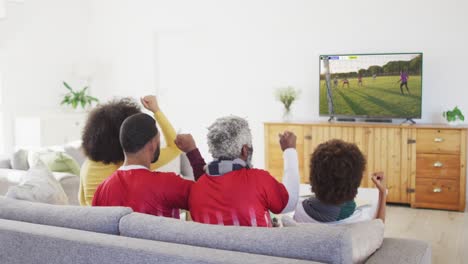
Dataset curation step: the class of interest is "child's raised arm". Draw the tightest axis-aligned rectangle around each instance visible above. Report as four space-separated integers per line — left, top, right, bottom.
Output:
372 172 387 223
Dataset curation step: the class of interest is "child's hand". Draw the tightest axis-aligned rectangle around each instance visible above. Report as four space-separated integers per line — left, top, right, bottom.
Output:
279 131 296 151
371 172 386 193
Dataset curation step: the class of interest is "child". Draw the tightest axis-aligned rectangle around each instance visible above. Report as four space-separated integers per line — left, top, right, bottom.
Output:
293 139 386 223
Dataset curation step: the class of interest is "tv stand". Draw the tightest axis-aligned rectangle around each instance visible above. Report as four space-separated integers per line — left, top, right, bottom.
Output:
402 118 416 124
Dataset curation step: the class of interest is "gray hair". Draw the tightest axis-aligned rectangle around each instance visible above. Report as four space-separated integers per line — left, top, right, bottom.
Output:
207 116 252 160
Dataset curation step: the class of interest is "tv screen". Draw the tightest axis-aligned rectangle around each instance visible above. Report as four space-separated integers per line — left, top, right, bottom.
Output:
319 53 423 119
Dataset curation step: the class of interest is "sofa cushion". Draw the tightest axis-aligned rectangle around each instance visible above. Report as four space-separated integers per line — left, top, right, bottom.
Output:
119 212 352 264
365 238 431 264
344 219 384 263
0 155 12 169
0 168 80 205
63 140 86 166
282 215 384 263
0 197 132 235
28 150 81 176
11 149 29 170
53 172 80 205
5 166 69 205
0 169 24 195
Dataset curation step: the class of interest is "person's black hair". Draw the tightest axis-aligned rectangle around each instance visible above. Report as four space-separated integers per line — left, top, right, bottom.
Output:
309 139 366 205
120 113 159 153
82 98 141 164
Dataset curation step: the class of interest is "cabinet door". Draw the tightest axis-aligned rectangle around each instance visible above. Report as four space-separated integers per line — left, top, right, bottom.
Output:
366 127 416 204
264 124 304 182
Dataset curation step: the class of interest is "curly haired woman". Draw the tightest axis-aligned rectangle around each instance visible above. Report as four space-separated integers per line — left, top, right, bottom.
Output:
78 95 181 206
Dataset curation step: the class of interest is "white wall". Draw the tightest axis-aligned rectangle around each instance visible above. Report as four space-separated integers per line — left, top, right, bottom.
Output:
0 0 91 153
88 0 468 164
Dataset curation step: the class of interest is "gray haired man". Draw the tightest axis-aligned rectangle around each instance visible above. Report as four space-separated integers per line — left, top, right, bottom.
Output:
183 116 299 227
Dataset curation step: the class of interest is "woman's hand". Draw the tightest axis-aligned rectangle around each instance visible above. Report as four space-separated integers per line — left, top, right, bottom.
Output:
140 95 160 113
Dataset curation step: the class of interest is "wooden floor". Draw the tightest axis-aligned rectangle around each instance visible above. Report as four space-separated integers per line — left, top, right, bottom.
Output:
385 205 468 264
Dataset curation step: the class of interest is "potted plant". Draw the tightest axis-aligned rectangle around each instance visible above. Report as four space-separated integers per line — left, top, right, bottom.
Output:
443 106 465 125
275 86 300 122
60 81 99 110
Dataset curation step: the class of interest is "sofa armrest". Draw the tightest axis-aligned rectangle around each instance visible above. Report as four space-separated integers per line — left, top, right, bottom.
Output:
366 238 431 264
0 156 12 169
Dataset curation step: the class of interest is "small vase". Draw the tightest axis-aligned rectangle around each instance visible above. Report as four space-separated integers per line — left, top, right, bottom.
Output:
282 109 292 122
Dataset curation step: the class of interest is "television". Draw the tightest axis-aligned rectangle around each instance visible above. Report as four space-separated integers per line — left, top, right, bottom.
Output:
319 53 423 121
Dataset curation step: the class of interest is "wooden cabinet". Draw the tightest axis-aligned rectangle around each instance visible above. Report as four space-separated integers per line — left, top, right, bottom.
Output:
413 129 466 211
264 122 467 211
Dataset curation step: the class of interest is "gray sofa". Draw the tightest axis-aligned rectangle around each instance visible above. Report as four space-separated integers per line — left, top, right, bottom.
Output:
0 197 431 264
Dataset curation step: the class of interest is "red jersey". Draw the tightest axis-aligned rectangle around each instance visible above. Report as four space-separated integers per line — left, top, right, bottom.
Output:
188 168 289 227
92 168 193 219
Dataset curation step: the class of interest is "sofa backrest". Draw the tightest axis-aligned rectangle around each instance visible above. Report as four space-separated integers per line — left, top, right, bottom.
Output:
0 218 318 264
119 213 353 264
0 197 132 235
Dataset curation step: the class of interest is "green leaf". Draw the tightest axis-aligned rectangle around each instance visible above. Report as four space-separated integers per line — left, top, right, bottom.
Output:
71 100 78 109
63 81 73 92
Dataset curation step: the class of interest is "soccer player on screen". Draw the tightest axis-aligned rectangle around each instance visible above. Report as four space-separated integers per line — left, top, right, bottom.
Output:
333 76 338 88
342 77 350 88
357 73 363 87
398 71 410 95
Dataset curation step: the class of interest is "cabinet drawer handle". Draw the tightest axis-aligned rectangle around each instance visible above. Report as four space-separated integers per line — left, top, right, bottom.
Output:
433 161 443 168
433 187 442 193
434 137 444 143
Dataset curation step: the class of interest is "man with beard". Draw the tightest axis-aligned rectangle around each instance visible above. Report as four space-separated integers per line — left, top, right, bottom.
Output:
187 116 299 227
92 113 194 219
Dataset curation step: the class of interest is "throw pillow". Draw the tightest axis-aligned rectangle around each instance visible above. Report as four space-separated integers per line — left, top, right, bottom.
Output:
28 150 80 176
5 164 69 205
10 149 29 170
64 140 86 166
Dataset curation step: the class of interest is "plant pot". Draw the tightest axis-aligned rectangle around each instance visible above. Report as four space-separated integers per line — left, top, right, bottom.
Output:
447 119 463 126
